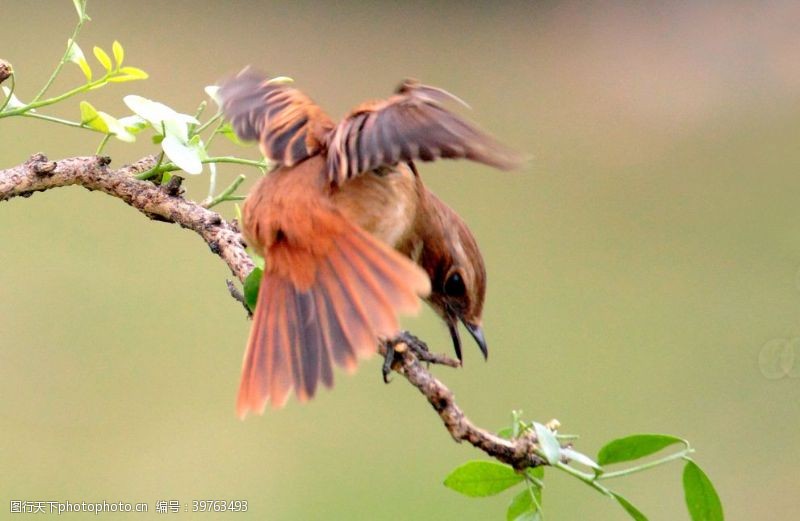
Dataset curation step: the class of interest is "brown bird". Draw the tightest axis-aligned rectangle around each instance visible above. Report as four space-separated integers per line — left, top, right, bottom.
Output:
219 70 518 417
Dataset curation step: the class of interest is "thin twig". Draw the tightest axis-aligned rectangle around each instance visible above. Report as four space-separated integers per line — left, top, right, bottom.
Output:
95 134 111 155
204 174 246 209
226 279 252 318
31 16 87 103
21 112 91 129
383 341 546 470
194 111 222 135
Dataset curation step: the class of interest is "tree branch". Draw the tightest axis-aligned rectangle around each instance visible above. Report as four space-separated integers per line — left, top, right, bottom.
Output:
0 154 254 283
0 153 545 471
381 342 546 469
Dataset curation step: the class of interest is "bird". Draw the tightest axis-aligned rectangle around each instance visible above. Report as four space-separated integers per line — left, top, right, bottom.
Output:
219 70 519 417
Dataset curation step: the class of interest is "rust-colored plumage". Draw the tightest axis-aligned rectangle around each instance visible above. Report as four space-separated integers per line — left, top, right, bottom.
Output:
220 70 518 417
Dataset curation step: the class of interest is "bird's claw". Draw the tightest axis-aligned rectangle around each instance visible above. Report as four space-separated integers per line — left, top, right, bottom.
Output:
394 330 431 356
381 330 459 383
382 342 395 383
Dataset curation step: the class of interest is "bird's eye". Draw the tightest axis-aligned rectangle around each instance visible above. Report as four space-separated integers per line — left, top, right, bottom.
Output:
444 272 466 297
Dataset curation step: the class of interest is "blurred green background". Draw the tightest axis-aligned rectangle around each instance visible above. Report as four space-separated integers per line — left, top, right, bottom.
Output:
2 1 799 519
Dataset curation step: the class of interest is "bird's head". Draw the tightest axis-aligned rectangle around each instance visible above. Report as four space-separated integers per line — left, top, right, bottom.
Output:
421 192 487 362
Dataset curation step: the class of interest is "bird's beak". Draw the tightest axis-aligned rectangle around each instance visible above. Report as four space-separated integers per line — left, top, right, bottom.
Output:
463 320 488 360
447 320 463 363
447 318 488 362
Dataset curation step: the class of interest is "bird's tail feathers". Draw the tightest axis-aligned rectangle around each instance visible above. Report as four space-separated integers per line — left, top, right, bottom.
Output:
236 219 430 418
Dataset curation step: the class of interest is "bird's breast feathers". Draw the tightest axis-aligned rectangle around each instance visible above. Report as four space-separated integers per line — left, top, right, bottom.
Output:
331 163 419 249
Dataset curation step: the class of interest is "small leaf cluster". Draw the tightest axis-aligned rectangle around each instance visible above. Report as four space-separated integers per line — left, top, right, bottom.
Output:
1 37 148 144
74 41 148 143
1 0 271 212
446 461 543 521
444 412 723 521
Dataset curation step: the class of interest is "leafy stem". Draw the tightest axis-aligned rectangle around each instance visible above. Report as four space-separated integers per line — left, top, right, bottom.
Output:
1 70 129 119
177 156 267 170
95 134 111 155
194 111 222 135
204 174 246 209
554 461 613 497
523 474 543 513
0 74 15 113
446 417 722 520
135 152 165 180
135 157 264 182
203 117 227 150
20 111 92 130
597 447 694 480
192 100 208 122
31 3 89 103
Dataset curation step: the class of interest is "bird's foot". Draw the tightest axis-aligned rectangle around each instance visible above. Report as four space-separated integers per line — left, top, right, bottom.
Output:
381 330 461 383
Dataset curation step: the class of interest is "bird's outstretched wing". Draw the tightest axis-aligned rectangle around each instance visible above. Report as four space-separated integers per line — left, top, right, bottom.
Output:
219 69 334 167
326 79 521 186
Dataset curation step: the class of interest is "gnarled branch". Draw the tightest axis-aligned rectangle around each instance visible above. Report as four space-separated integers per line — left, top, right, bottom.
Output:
0 154 254 283
0 153 545 470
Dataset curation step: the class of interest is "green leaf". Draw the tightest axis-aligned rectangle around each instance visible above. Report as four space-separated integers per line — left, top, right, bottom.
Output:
189 135 215 177
533 422 561 465
120 66 148 78
251 251 265 270
561 447 602 473
1 86 25 110
511 410 523 438
123 95 196 141
218 122 247 145
683 461 723 521
528 466 544 481
79 102 132 141
98 112 135 143
507 489 534 521
443 461 524 497
613 493 649 521
164 118 191 141
108 66 149 82
244 268 263 312
204 85 221 107
66 39 92 81
267 76 294 85
597 434 685 466
80 101 108 132
506 488 542 521
497 427 514 440
161 134 203 174
65 39 84 62
72 0 89 21
93 46 113 72
124 95 167 128
118 115 149 134
507 469 543 521
112 41 124 67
